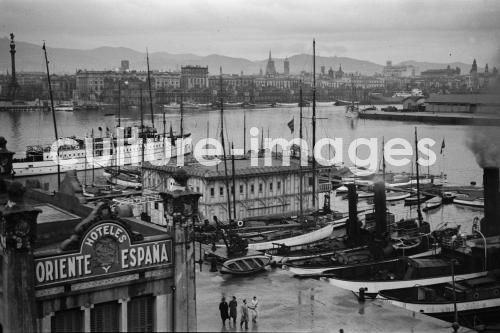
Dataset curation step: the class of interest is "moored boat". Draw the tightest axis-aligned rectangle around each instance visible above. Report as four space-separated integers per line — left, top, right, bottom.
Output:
454 197 484 209
283 247 440 278
247 222 338 251
404 194 432 206
326 254 487 297
345 104 359 118
441 191 456 204
378 272 500 328
220 255 271 275
54 102 74 111
385 191 411 202
275 102 298 108
423 196 442 211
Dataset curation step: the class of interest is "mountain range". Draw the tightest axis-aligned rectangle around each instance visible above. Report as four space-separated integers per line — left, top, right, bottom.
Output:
0 37 474 76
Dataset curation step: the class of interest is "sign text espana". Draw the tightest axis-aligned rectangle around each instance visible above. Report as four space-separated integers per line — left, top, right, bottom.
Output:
35 222 172 286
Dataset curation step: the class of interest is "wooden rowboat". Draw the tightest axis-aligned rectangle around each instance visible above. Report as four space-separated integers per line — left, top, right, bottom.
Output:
422 196 442 212
247 221 341 251
220 255 271 275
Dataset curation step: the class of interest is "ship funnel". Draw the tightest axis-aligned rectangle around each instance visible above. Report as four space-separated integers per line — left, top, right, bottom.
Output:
374 181 387 237
481 167 500 237
346 184 359 243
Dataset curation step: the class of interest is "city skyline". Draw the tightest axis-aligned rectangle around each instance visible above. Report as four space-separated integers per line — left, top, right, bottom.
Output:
1 0 499 67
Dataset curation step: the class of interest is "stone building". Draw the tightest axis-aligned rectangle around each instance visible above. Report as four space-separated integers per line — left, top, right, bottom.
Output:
180 66 209 90
142 156 337 221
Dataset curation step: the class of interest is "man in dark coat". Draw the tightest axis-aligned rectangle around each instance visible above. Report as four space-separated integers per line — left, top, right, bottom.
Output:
229 296 238 325
219 297 229 326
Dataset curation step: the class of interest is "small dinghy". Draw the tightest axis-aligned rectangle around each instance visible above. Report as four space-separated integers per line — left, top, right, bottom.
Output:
404 194 430 206
454 197 484 209
220 255 271 275
422 196 442 212
385 192 411 202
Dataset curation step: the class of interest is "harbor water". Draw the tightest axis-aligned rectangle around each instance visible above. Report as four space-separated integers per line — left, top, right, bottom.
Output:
0 104 484 188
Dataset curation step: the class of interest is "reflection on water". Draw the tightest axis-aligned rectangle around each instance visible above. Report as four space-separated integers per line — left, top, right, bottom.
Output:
0 105 484 186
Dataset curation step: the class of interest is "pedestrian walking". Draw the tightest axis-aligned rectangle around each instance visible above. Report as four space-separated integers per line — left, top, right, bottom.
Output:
229 296 238 325
240 299 249 329
219 297 229 326
249 296 259 323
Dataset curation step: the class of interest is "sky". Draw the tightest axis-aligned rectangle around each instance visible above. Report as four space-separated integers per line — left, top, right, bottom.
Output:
1 0 500 66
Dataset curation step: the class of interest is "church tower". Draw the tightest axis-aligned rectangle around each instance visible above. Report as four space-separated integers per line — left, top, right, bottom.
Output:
265 50 277 76
470 59 478 74
284 57 290 75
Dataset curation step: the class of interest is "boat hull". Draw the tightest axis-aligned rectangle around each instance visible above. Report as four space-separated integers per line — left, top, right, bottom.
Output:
220 255 271 275
454 199 484 209
328 271 488 295
285 248 441 277
247 221 340 252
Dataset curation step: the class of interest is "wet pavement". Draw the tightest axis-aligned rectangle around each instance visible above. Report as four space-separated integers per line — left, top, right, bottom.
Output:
196 266 472 332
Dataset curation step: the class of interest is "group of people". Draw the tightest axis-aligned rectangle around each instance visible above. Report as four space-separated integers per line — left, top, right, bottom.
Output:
219 296 259 329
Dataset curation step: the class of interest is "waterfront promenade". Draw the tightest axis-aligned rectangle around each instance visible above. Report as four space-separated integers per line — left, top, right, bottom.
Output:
196 267 473 332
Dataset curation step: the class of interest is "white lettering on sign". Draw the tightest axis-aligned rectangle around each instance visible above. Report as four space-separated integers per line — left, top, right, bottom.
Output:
84 224 127 247
121 243 169 269
36 255 91 283
35 221 172 286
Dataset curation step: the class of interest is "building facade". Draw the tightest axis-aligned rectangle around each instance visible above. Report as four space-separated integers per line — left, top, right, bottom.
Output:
180 66 209 90
0 172 199 332
142 156 336 222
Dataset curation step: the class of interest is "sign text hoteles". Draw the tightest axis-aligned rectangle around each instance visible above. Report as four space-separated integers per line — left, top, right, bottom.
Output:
35 221 172 286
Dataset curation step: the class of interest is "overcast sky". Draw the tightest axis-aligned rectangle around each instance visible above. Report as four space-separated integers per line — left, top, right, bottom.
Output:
1 0 499 65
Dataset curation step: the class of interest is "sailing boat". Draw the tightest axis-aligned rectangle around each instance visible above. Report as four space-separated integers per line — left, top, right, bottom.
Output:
345 75 360 119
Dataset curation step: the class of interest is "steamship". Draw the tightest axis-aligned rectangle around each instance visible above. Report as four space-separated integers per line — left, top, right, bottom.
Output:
12 125 192 177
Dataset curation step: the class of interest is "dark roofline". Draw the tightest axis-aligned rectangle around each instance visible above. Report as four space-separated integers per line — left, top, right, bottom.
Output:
143 161 335 180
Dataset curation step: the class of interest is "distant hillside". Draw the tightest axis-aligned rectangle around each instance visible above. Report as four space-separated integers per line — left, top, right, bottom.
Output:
0 38 387 75
0 37 478 76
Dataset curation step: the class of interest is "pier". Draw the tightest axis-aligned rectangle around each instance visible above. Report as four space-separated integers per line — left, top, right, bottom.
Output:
359 110 500 126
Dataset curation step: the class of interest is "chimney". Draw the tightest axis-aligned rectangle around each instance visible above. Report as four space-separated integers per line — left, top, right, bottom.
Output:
481 167 500 237
346 184 359 243
374 181 387 237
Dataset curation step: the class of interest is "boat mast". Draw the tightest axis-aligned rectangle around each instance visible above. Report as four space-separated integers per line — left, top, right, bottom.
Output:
162 108 166 143
180 93 184 138
117 81 122 173
91 128 95 184
84 139 87 187
299 83 304 220
118 81 121 127
382 136 386 182
219 67 233 221
140 86 145 166
243 111 246 155
414 127 423 227
312 39 317 210
231 142 237 220
42 42 60 190
146 49 155 129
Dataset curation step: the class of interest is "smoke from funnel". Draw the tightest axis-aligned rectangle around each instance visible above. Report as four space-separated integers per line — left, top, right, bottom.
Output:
466 126 500 168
